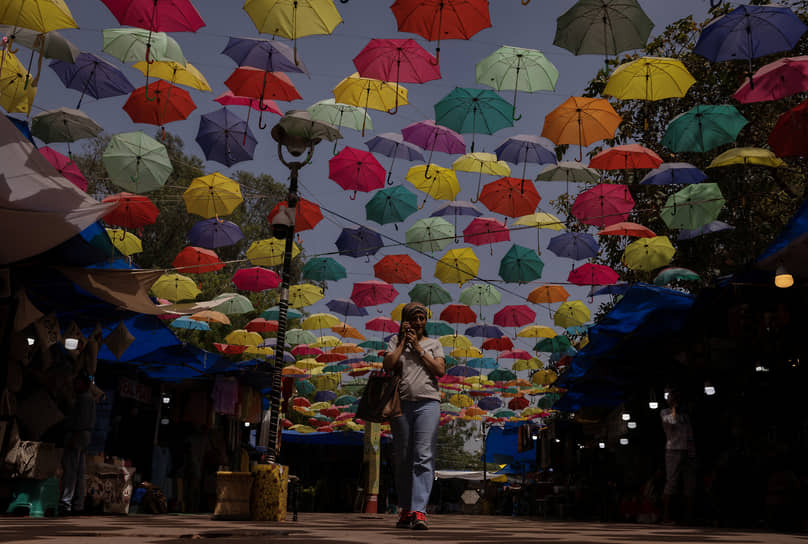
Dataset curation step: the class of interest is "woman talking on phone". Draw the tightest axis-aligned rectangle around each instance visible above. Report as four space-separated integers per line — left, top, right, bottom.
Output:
383 302 446 530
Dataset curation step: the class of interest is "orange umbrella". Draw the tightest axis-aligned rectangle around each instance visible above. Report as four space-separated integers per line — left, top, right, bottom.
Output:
331 322 366 340
172 246 225 274
191 310 231 325
597 222 656 238
528 285 569 304
542 96 622 160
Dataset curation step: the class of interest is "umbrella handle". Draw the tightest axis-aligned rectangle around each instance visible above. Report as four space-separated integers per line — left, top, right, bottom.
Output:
386 170 394 185
349 190 357 200
512 109 522 122
430 47 440 66
418 198 427 210
341 0 349 2
423 164 433 179
333 140 340 156
258 110 268 130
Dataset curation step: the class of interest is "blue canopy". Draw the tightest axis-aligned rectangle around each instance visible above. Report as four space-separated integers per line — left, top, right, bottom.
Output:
483 422 537 464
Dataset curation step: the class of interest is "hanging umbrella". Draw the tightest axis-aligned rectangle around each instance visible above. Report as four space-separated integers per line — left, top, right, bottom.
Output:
105 228 142 256
405 217 455 254
405 165 460 206
289 284 325 309
214 91 282 133
459 284 501 306
188 218 243 249
373 255 421 284
769 99 808 157
195 107 257 167
604 56 695 101
517 325 556 338
542 96 622 160
102 192 159 229
430 200 483 240
661 105 748 153
498 244 543 283
440 304 477 324
734 56 808 104
267 197 323 233
0 1 77 34
102 131 172 194
512 212 564 255
478 177 541 218
123 80 196 137
476 45 559 120
707 147 786 169
494 134 557 189
332 72 408 135
462 217 509 248
452 152 511 202
232 267 281 291
302 313 340 330
102 27 186 65
365 185 418 226
0 49 35 114
553 0 654 58
325 298 368 317
365 316 400 333
493 305 535 328
528 285 569 305
547 232 599 261
401 119 465 174
212 293 255 315
588 144 663 170
488 369 517 382
263 306 302 321
408 283 451 307
132 59 211 91
590 283 630 297
331 324 365 341
434 248 480 286
328 146 386 198
172 246 224 274
477 397 502 411
302 257 346 282
364 132 424 185
222 35 307 74
639 163 707 185
597 222 656 238
183 172 243 219
225 67 300 103
171 316 210 331
335 225 383 259
653 267 700 286
659 183 725 230
554 301 590 328
246 237 300 266
677 218 732 240
571 184 635 228
100 0 203 31
536 161 599 183
225 329 263 347
30 107 101 159
39 146 87 190
391 0 491 64
480 338 511 352
568 263 619 286
534 335 571 353
434 87 514 153
150 273 200 302
309 99 372 153
622 236 676 272
49 52 134 108
0 25 77 89
439 334 473 350
426 321 455 337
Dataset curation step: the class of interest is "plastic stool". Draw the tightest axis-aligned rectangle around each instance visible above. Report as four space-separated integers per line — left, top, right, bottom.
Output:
6 477 60 517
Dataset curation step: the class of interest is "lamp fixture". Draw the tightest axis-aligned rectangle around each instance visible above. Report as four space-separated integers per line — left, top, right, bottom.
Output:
64 337 79 350
775 264 794 288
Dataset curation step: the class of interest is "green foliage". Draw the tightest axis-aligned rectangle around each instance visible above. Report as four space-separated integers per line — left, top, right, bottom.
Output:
436 419 493 471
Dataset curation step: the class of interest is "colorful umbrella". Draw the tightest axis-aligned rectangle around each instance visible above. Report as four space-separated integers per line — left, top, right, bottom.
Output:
302 313 341 331
267 198 323 233
212 293 255 315
102 192 159 229
494 134 557 185
535 160 600 199
677 220 735 241
289 284 325 309
366 316 400 333
325 298 368 317
659 183 725 230
707 147 786 169
102 131 172 194
547 232 599 261
493 305 535 328
302 257 346 282
232 267 281 291
30 107 102 159
452 152 511 202
440 304 477 324
335 225 383 258
123 80 196 136
328 146 386 198
225 67 301 103
498 244 543 283
517 325 556 338
769 99 808 157
225 329 263 347
401 119 465 171
150 273 200 302
554 301 590 328
542 96 622 160
50 52 134 108
434 87 514 152
332 72 408 135
622 236 675 272
653 267 700 286
426 321 454 337
408 283 451 307
105 228 142 256
439 334 473 350
0 0 77 33
661 105 748 153
214 91 282 130
263 306 302 321
39 146 87 190
534 335 571 353
527 285 569 304
462 217 509 249
373 254 421 284
570 184 635 228
639 163 707 185
480 337 512 352
0 50 35 114
188 218 243 249
222 36 307 74
435 248 480 286
171 316 209 331
568 263 619 286
405 164 460 206
478 177 541 218
100 0 204 32
603 56 695 101
734 56 808 104
553 0 654 57
309 99 372 153
172 246 224 274
183 172 243 219
512 212 564 254
364 132 424 184
330 324 365 341
365 185 418 226
459 284 501 306
588 143 663 170
133 60 211 91
597 222 656 238
246 237 300 266
102 27 186 68
195 107 257 167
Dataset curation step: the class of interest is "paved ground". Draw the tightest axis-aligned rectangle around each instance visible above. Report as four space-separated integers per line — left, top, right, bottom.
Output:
1 513 806 544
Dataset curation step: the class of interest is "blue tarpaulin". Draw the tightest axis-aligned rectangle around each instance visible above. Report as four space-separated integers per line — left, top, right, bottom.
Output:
483 421 537 464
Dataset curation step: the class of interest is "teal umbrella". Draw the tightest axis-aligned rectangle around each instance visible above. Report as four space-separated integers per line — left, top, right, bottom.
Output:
467 357 498 369
409 283 451 306
553 0 654 57
459 284 501 306
358 340 387 350
170 316 210 331
475 45 559 121
405 217 454 253
533 335 571 353
212 293 254 315
661 105 748 153
322 363 349 373
499 244 544 283
301 257 347 281
488 368 517 382
286 329 317 346
494 409 516 418
334 394 357 406
434 87 514 152
102 131 173 194
653 267 700 286
262 306 303 320
363 354 384 363
660 183 725 230
426 321 454 336
296 379 315 396
537 393 561 409
444 355 458 367
365 185 418 226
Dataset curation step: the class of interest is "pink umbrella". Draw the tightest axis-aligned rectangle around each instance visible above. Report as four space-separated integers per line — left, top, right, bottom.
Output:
493 305 536 328
571 184 635 228
568 263 619 286
291 345 324 357
499 349 532 360
328 146 387 199
588 144 663 170
365 316 400 332
463 217 509 250
39 146 88 191
351 280 399 308
734 56 808 104
232 267 281 292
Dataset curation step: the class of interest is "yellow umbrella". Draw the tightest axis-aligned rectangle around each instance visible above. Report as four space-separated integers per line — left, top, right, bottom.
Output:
183 173 243 218
296 358 324 370
0 50 36 114
246 238 300 267
311 335 341 348
105 228 142 256
452 152 511 202
554 301 590 328
289 284 324 308
332 343 363 354
0 0 77 33
448 393 474 408
522 407 546 416
301 313 340 330
604 57 695 101
434 247 479 286
517 325 556 338
333 72 408 134
330 322 366 340
244 345 274 357
531 369 558 386
707 147 786 169
450 347 483 358
288 424 317 433
513 212 565 254
132 60 211 91
150 273 201 302
622 236 675 272
513 357 543 371
439 334 473 350
390 303 432 321
224 329 263 346
190 310 231 325
405 164 460 205
310 373 340 391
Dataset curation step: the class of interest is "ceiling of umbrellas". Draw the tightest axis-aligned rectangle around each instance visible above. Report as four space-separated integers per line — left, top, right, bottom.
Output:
5 0 807 430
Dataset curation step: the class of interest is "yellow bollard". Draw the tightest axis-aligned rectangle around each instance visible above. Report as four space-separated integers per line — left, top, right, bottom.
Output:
250 463 289 521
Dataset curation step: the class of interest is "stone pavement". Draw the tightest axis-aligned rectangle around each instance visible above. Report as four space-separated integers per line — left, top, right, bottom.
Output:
1 513 806 544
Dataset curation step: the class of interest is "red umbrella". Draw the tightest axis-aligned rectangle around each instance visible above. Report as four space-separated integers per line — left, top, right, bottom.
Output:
291 345 323 357
328 146 386 199
232 267 281 291
588 144 663 170
597 221 656 238
215 90 282 115
481 337 513 351
391 0 492 64
568 263 619 286
351 280 399 308
493 305 536 327
39 146 88 191
440 304 477 324
267 198 323 233
172 246 225 274
769 98 808 157
500 349 531 360
245 318 278 333
571 184 635 228
123 80 196 137
214 343 248 355
373 254 422 284
478 177 541 218
100 0 205 32
463 217 510 250
316 352 347 363
508 396 530 410
102 192 160 229
224 67 301 102
365 316 400 332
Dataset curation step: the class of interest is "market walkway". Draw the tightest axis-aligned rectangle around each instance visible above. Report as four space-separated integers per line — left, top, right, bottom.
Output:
1 513 806 544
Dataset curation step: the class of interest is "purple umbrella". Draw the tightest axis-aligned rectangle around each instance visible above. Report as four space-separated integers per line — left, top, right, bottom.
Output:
547 232 599 261
222 36 308 74
335 225 383 259
49 52 134 108
447 365 480 377
326 298 369 317
188 218 244 249
677 220 735 241
494 134 557 183
430 200 482 242
401 120 465 177
464 324 504 338
314 390 337 403
365 132 425 185
639 162 707 185
195 107 257 167
477 396 502 411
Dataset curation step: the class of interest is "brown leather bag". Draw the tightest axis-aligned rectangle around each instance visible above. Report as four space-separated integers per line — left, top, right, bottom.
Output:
356 370 401 422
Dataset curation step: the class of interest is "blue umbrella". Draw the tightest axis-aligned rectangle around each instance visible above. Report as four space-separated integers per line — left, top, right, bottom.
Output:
335 225 383 258
7 116 35 145
447 365 480 377
589 282 630 297
195 107 257 167
547 232 599 260
326 298 368 317
50 52 134 108
430 200 483 241
170 316 210 331
466 357 498 369
465 324 504 338
677 220 735 241
365 132 425 185
314 390 337 403
494 134 557 181
477 396 503 411
640 162 707 185
188 218 244 249
222 36 308 74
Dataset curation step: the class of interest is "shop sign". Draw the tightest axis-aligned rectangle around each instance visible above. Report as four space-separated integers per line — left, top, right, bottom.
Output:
119 376 152 404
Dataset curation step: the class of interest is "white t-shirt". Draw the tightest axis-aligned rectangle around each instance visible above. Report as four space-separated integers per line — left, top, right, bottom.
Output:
660 408 694 451
387 336 444 402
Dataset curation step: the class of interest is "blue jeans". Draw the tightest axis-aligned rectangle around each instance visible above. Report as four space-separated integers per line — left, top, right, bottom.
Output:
390 399 440 514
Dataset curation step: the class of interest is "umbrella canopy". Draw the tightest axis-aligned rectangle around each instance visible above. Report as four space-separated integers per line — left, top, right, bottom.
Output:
707 147 786 169
604 56 695 100
554 301 590 328
769 99 808 157
102 27 186 65
374 254 421 284
183 172 243 219
328 146 386 196
224 67 301 102
493 305 535 328
434 248 480 286
353 37 440 90
402 119 465 156
622 236 676 272
105 228 142 256
408 283 451 306
479 177 541 218
405 164 460 204
172 246 224 274
0 25 78 63
102 131 173 194
364 132 424 185
50 52 134 108
246 237 300 266
150 273 200 302
459 284 501 306
677 220 735 241
171 316 210 331
232 267 281 291
302 313 341 330
426 321 454 337
512 212 565 254
542 96 622 160
212 293 255 315
480 337 512 352
262 306 303 321
39 146 87 191
517 325 556 338
302 257 347 282
332 72 408 134
494 134 557 182
0 50 35 114
536 161 599 183
195 107 257 167
289 284 325 309
547 232 599 261
132 60 211 90
553 0 654 56
244 0 342 61
308 99 372 146
463 217 509 247
571 183 635 228
0 1 77 33
653 267 700 286
660 183 725 230
325 298 368 317
215 91 282 117
588 143 663 170
31 107 102 146
222 36 307 74
568 263 619 286
499 244 544 283
452 152 511 201
440 304 477 324
267 197 323 233
225 329 263 347
439 334 473 350
188 218 243 249
528 285 569 304
124 80 196 131
534 335 571 353
335 225 383 258
434 87 514 152
331 323 365 341
639 162 707 185
661 105 748 153
100 0 204 32
488 369 517 382
365 185 418 226
102 192 159 229
734 56 808 104
366 316 400 333
597 221 656 238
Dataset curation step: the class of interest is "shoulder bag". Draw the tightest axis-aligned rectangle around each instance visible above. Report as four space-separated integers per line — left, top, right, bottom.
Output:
356 369 401 423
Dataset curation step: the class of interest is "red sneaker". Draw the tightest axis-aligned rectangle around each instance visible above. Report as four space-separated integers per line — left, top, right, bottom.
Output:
411 511 428 530
396 510 413 529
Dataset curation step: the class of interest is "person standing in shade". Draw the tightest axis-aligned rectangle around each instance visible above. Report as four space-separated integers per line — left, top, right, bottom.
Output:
383 302 445 530
60 372 97 516
660 388 697 524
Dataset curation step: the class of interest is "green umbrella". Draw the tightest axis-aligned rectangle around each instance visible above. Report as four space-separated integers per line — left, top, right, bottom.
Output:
488 368 517 382
409 283 451 306
661 105 748 153
440 402 461 414
341 378 368 395
426 321 455 337
301 257 347 281
296 379 315 396
286 329 317 346
262 306 303 320
459 284 501 306
660 183 725 230
553 0 654 57
334 394 357 406
443 355 459 367
434 87 514 152
475 45 559 121
653 267 700 286
102 131 173 194
322 363 348 373
307 99 369 154
212 293 254 315
499 244 544 283
363 354 384 363
358 340 387 350
405 217 454 253
494 409 516 418
533 335 571 353
103 27 186 65
537 393 561 409
365 185 417 226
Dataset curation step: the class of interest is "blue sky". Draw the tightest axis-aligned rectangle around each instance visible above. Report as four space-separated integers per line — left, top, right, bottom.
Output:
29 0 717 349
